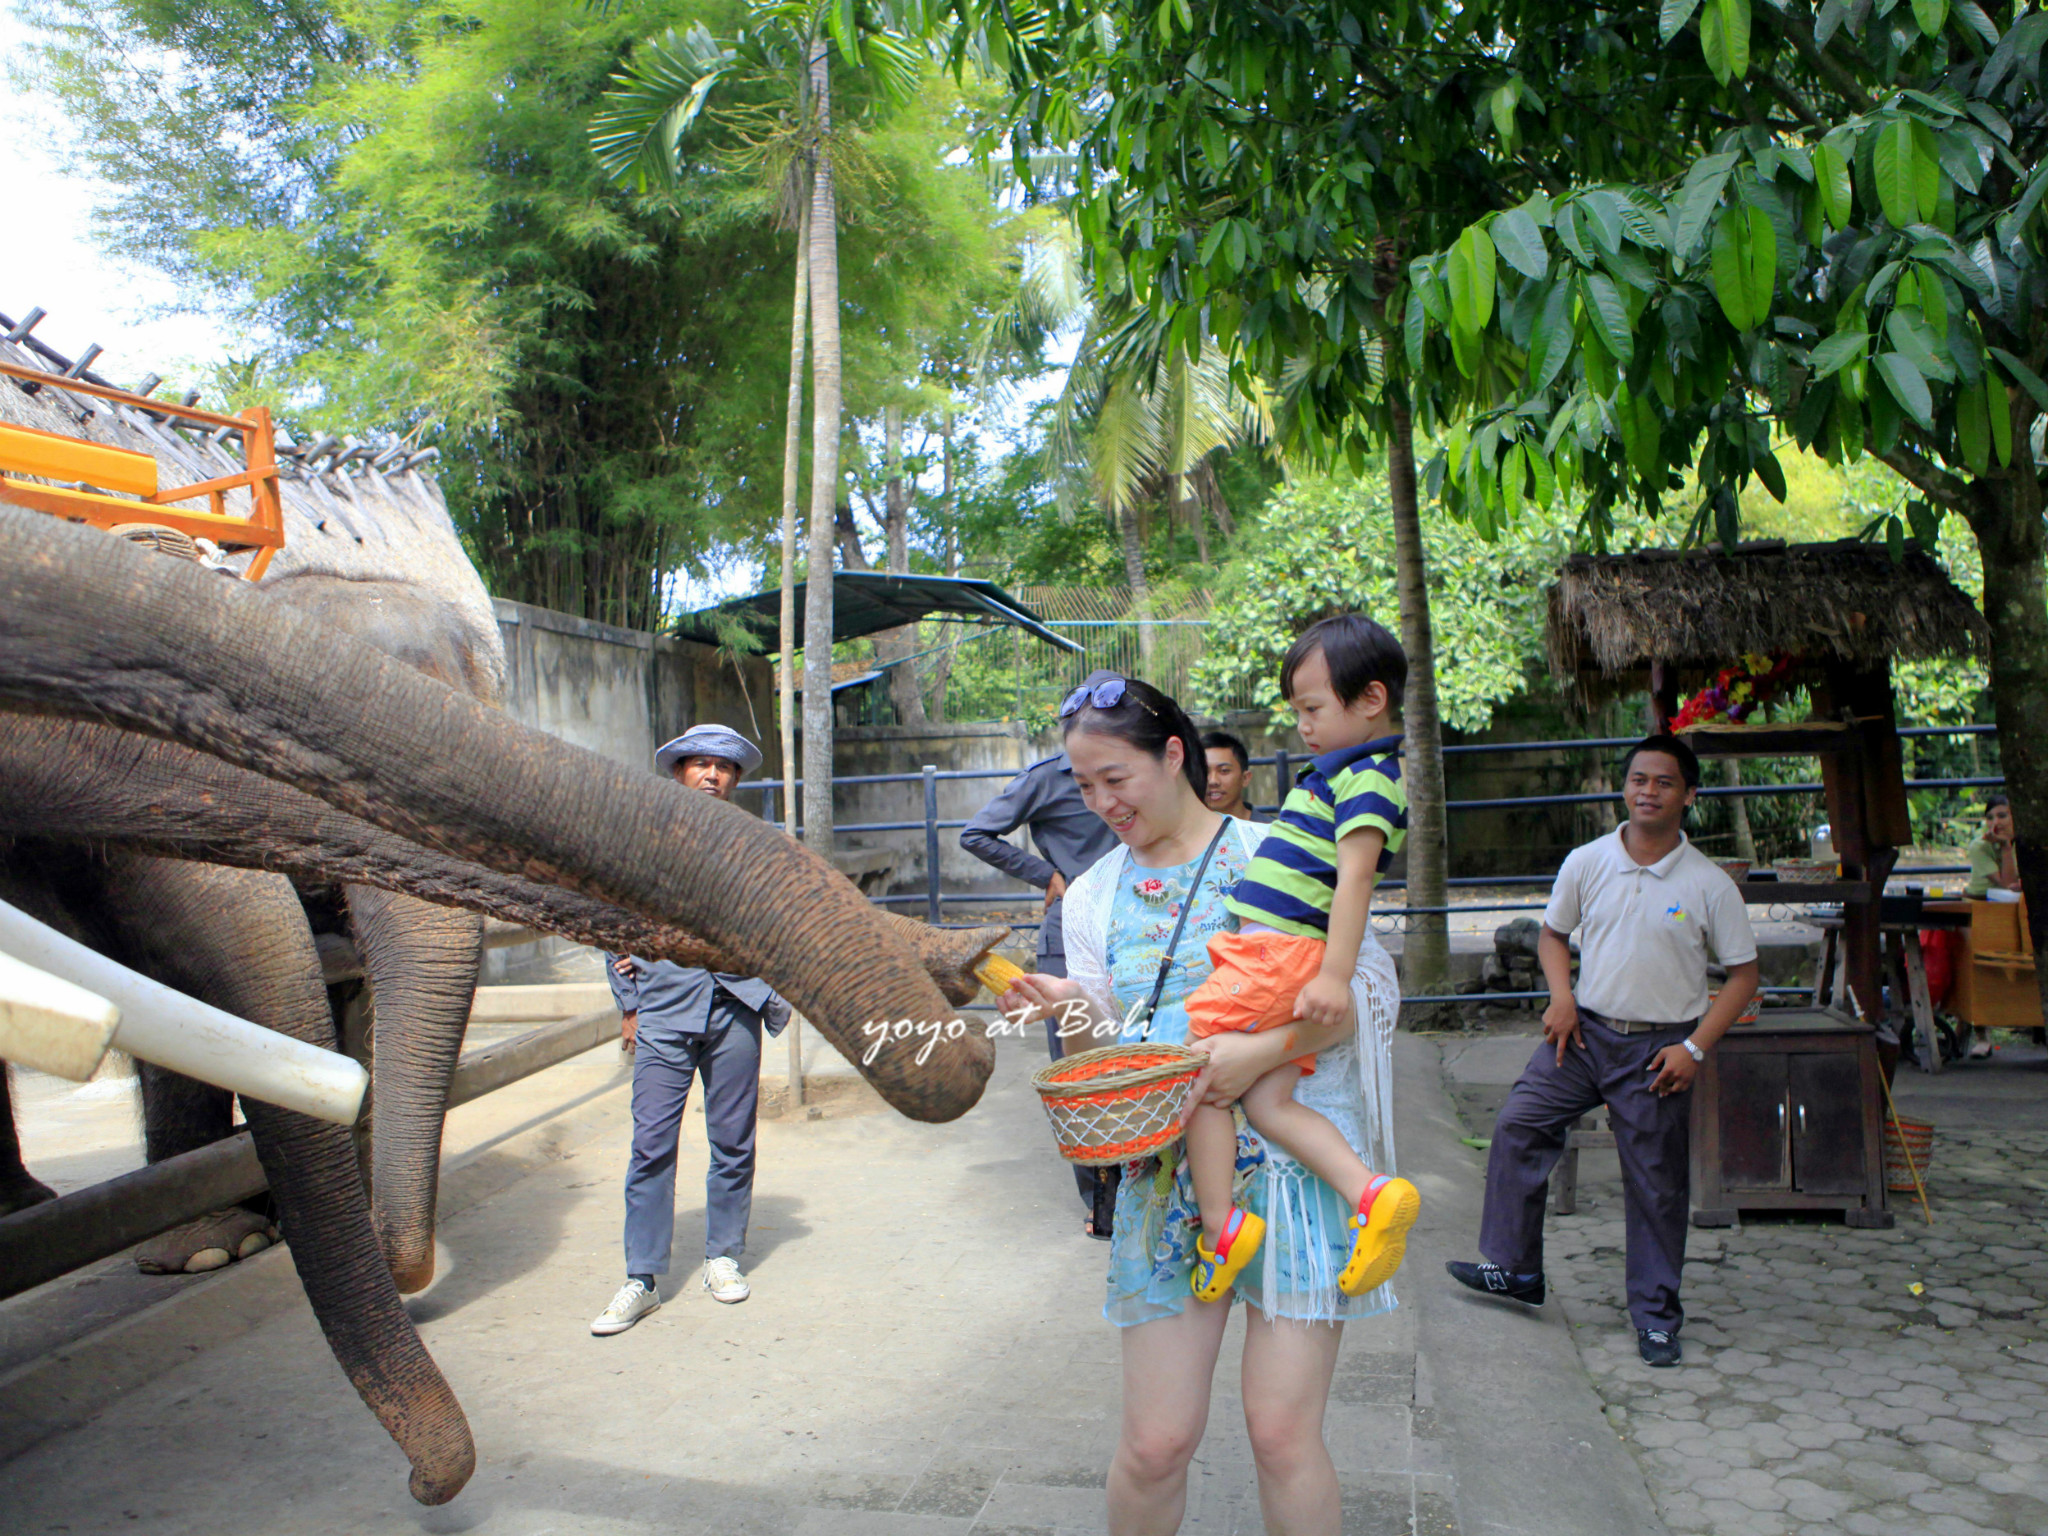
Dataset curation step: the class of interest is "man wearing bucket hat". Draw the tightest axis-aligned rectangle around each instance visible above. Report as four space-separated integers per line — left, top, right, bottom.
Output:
592 722 789 1333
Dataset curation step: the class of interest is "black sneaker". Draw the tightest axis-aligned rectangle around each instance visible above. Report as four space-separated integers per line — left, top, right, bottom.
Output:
1638 1328 1682 1367
1444 1260 1546 1305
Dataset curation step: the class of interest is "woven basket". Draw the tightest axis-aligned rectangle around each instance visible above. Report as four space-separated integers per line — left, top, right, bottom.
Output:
1882 1114 1936 1193
1031 1042 1205 1166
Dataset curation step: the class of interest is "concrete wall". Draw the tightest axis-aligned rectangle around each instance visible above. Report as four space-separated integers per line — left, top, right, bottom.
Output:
805 721 1049 900
494 598 779 779
483 598 777 985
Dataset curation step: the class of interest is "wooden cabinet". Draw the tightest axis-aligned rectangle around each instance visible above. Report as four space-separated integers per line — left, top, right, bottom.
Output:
1943 897 2042 1033
1690 1012 1891 1228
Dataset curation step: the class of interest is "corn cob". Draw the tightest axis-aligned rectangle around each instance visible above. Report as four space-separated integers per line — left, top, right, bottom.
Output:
972 954 1028 995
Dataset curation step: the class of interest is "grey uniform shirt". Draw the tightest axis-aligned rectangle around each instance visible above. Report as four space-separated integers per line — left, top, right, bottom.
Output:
605 956 791 1042
1544 826 1759 1024
959 752 1120 959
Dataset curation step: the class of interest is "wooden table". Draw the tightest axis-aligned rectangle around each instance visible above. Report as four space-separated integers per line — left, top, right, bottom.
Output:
1812 905 1973 1072
1689 1009 1891 1228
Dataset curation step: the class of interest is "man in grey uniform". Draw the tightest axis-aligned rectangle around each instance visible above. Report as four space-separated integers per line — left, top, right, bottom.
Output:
959 670 1123 1029
961 676 1122 1232
591 724 789 1334
1447 735 1759 1367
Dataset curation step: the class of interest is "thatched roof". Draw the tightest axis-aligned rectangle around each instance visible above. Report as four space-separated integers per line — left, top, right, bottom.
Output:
1546 539 1987 699
1 309 504 700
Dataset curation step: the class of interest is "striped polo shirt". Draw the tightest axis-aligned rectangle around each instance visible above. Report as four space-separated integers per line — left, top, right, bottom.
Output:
1225 736 1406 939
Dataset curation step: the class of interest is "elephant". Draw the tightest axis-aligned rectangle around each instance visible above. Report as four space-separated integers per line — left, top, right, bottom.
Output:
0 504 997 1502
0 353 509 1306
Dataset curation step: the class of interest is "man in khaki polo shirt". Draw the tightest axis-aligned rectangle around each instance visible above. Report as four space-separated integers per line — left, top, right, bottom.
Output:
1448 734 1759 1367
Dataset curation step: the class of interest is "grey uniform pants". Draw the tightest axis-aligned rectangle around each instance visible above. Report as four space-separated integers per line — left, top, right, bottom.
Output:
1478 1013 1694 1331
624 1019 761 1273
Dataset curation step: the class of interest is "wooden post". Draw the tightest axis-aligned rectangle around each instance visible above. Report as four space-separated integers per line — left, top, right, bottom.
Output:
1648 660 1680 732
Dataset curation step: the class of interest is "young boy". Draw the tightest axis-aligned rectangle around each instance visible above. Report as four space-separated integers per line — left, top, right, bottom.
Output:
1184 614 1422 1302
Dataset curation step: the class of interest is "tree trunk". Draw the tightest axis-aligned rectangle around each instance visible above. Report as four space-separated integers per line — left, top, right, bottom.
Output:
778 186 810 837
1387 399 1450 1011
1722 757 1757 862
927 415 959 719
1118 506 1157 671
801 39 840 859
879 404 927 726
1176 469 1211 566
1965 437 2048 1023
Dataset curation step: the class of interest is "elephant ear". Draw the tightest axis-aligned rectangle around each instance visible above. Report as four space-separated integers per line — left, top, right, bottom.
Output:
0 510 993 1122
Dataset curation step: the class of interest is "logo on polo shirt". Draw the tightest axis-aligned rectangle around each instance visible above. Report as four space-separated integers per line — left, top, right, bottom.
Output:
1666 904 1690 923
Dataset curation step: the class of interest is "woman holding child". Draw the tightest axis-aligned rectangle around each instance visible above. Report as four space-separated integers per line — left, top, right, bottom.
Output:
1004 615 1417 1536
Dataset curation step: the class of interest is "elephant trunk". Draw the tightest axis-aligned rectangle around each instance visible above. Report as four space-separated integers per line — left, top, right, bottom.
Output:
0 513 991 1121
348 885 481 1294
95 853 473 1504
0 715 1013 1006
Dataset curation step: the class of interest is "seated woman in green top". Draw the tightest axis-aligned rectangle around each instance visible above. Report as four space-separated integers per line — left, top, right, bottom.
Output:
1966 795 2021 899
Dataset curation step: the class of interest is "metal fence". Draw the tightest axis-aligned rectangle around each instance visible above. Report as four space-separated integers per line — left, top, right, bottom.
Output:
750 723 2003 1005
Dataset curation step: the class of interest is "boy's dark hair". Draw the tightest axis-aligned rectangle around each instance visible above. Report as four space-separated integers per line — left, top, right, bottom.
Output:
1985 793 2011 813
1280 614 1407 712
1061 676 1209 799
1621 733 1702 791
1200 730 1250 770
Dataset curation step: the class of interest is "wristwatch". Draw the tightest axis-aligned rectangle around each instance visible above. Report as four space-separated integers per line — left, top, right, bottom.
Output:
1680 1037 1706 1063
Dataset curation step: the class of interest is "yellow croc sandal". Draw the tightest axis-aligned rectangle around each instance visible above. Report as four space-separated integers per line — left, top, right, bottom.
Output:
1190 1207 1266 1302
1338 1175 1421 1297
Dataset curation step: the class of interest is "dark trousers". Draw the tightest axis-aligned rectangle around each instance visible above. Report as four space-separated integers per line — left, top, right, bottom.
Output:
1478 1014 1693 1331
1038 917 1120 1231
623 1019 760 1274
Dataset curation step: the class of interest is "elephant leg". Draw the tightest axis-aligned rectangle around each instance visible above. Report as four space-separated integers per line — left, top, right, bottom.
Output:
130 1060 281 1274
0 1067 57 1215
348 885 481 1293
93 851 474 1504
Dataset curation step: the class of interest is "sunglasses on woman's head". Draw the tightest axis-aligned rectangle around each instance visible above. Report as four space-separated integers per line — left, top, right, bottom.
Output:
1060 677 1157 718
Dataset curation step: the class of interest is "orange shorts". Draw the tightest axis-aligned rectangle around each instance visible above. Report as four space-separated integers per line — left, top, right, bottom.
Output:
1184 929 1326 1075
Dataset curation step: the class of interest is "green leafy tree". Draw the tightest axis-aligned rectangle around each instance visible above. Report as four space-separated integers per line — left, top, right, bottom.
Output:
1193 474 1554 734
1398 2 2048 1008
935 0 1738 995
22 0 822 628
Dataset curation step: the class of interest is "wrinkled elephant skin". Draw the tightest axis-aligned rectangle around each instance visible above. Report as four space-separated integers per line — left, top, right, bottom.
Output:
0 510 993 1121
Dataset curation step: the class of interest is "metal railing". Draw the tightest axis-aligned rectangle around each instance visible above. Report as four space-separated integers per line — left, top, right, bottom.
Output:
750 724 2005 1002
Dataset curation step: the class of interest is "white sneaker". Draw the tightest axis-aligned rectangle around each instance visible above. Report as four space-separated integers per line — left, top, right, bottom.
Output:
590 1278 660 1335
702 1256 750 1304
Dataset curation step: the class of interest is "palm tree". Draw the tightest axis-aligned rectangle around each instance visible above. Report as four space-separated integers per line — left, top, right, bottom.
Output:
590 1 920 854
985 221 1270 667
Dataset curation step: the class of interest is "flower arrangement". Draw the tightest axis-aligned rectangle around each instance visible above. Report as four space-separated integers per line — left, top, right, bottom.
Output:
1672 651 1799 730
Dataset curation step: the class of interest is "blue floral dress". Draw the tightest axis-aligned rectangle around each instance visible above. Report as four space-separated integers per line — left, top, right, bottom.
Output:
1092 836 1401 1328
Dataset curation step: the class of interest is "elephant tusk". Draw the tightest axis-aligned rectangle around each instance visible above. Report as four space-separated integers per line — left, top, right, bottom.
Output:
0 948 120 1080
0 896 368 1125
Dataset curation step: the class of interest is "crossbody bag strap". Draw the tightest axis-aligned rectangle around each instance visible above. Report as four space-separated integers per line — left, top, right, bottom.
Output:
1136 819 1232 1040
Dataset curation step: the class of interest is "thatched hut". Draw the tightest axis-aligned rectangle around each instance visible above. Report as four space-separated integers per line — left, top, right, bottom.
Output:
1547 539 1988 709
1544 540 1995 1228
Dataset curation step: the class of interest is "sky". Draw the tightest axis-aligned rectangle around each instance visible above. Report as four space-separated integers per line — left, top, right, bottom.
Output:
0 10 236 383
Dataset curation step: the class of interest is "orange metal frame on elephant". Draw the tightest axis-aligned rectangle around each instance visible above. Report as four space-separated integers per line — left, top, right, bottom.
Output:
0 360 284 580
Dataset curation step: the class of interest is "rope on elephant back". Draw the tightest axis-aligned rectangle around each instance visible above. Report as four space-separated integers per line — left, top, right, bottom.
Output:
109 522 234 572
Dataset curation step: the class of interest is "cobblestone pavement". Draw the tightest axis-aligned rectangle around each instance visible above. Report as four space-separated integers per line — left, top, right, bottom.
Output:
1536 1087 2048 1536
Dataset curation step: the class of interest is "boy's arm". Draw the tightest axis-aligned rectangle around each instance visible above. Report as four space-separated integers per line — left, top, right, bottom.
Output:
1295 828 1387 1029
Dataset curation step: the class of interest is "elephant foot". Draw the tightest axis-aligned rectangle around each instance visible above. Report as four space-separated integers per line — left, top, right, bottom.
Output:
136 1208 281 1274
0 1167 57 1216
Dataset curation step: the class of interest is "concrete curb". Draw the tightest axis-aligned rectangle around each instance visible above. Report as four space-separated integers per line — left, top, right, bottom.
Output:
1396 1031 1669 1536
